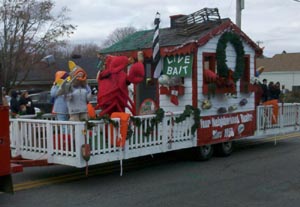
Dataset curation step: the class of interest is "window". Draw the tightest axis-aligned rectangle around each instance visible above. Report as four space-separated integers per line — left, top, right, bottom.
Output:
202 53 217 94
203 53 216 72
240 55 251 93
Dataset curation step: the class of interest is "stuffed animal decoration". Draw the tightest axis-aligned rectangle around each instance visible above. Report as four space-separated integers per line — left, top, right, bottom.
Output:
96 52 145 116
216 69 236 92
203 69 217 83
58 61 93 121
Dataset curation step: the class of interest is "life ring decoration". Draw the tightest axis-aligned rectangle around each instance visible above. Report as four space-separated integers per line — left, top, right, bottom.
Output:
216 32 245 82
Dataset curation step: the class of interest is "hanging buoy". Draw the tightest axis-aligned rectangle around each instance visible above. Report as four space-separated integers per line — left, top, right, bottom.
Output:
81 143 90 176
81 144 91 162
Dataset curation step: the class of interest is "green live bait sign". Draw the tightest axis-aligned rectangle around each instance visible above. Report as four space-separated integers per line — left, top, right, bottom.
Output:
163 54 193 77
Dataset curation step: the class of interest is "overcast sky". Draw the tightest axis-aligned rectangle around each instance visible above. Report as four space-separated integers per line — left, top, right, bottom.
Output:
54 0 300 57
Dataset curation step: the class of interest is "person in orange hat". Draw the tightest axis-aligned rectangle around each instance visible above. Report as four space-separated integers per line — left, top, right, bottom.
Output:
50 71 69 120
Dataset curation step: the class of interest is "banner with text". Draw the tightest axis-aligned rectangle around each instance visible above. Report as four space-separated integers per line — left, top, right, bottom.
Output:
198 111 256 145
163 54 193 77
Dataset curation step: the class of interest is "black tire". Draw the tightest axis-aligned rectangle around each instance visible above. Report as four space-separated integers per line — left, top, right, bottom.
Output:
194 145 214 161
214 141 233 157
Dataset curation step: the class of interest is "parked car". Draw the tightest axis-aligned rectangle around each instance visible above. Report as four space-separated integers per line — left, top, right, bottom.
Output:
29 91 53 114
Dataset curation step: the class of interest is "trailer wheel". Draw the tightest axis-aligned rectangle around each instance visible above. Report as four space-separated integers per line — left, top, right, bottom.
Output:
214 141 233 157
194 145 214 161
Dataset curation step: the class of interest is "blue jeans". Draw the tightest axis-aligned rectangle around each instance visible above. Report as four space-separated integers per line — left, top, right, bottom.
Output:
56 114 68 121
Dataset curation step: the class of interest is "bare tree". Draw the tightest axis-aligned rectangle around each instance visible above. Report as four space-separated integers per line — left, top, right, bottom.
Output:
0 0 76 92
102 26 136 48
71 43 101 58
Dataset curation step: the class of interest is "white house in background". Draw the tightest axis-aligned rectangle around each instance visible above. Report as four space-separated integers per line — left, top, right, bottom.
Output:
256 52 300 91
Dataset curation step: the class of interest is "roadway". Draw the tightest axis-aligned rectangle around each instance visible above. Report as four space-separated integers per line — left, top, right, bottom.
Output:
1 134 300 207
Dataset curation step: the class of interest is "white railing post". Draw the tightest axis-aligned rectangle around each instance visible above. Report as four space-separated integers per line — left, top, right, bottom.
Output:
256 106 261 134
279 103 283 130
191 117 197 146
75 122 86 167
161 116 168 152
295 104 300 130
12 119 21 157
46 122 54 163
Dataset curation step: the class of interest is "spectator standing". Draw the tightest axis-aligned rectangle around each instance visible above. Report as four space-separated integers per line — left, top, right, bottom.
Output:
10 90 20 116
253 80 263 106
273 81 281 100
261 79 268 102
19 91 35 115
268 81 276 100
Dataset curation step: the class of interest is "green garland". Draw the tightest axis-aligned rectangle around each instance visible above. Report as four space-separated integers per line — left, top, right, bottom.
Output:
174 105 200 135
129 108 165 137
216 32 245 82
129 105 200 137
87 105 201 139
87 114 119 130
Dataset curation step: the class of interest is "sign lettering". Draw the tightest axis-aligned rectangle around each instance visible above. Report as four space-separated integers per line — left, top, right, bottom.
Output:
163 55 193 77
198 111 256 145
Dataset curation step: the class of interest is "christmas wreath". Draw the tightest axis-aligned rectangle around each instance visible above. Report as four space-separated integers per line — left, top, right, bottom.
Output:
216 32 245 82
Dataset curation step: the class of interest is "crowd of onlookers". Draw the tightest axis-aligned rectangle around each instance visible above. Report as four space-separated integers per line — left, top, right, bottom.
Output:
260 79 283 103
8 90 36 117
1 87 37 117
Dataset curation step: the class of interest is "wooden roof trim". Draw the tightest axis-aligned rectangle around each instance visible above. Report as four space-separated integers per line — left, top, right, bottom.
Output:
197 19 263 56
157 19 262 57
161 41 198 56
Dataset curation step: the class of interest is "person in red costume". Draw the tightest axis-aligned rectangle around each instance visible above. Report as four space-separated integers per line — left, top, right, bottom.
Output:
96 51 145 116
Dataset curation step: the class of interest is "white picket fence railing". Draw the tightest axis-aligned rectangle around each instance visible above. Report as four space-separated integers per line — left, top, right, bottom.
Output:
10 112 196 168
9 103 300 168
255 103 300 136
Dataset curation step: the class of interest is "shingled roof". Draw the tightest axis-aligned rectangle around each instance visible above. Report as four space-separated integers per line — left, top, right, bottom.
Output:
100 19 224 54
256 53 300 72
100 8 262 58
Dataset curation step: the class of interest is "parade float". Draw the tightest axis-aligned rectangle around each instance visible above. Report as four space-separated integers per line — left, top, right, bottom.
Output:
2 8 300 192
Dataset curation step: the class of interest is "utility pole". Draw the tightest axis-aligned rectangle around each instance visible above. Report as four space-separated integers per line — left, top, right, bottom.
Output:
236 0 244 28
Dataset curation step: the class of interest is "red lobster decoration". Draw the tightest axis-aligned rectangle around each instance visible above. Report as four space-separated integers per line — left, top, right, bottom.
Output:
203 69 236 92
96 54 145 116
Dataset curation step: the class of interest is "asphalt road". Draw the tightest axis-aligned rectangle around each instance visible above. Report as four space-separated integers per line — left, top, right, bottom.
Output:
1 136 300 207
